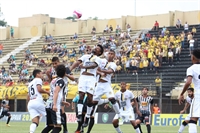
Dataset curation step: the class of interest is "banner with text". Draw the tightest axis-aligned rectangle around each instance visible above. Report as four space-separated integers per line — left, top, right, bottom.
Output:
0 112 98 123
152 114 200 126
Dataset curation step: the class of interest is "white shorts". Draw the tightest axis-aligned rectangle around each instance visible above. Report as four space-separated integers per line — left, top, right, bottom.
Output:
28 99 46 119
189 97 200 118
113 109 135 122
185 114 190 121
78 75 96 94
93 82 114 101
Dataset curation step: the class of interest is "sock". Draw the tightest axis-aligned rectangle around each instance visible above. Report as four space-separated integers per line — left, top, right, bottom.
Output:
62 113 67 131
86 105 93 118
6 116 11 124
51 127 61 133
178 123 187 133
76 121 82 131
41 125 54 133
146 124 151 133
77 104 83 115
137 124 143 133
30 123 37 133
115 126 122 133
188 123 197 133
98 99 109 105
135 128 141 133
87 117 94 133
112 103 120 114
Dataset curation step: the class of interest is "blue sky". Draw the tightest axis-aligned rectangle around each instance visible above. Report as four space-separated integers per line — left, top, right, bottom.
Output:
0 0 200 26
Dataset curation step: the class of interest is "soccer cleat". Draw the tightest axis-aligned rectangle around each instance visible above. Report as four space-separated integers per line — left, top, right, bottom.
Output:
6 124 10 127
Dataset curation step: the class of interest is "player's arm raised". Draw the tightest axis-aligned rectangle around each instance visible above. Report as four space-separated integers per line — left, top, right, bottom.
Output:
70 57 83 71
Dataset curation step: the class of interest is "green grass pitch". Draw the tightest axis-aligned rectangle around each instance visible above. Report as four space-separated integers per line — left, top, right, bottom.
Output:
1 121 200 133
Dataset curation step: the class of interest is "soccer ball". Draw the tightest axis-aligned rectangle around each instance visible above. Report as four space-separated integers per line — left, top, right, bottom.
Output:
73 10 82 19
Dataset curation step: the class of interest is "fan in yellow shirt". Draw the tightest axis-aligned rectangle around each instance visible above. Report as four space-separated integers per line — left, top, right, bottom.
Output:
192 26 196 36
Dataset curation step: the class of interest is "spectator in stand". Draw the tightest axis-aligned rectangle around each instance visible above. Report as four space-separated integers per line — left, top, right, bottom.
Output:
0 43 3 57
10 27 14 38
155 76 161 96
143 57 149 75
127 24 131 32
176 44 181 62
184 22 189 33
82 37 86 43
176 19 181 29
180 31 185 49
145 32 151 42
189 37 195 56
187 32 193 48
154 58 159 74
109 25 113 32
91 33 96 42
48 34 53 42
191 26 196 36
153 103 161 114
73 33 78 39
152 21 159 31
168 49 173 66
131 57 138 75
103 25 109 33
91 26 96 34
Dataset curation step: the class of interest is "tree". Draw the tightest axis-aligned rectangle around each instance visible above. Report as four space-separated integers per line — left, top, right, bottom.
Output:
93 17 98 20
0 20 7 27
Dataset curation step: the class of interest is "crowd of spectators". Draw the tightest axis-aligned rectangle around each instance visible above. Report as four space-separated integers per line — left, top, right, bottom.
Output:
0 21 198 86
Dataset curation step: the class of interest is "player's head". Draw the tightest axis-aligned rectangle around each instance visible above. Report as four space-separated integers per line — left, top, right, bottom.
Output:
142 87 148 95
107 49 115 61
191 49 200 64
187 88 194 98
5 94 8 100
52 57 60 69
92 45 104 56
56 64 66 78
33 69 42 79
120 82 126 91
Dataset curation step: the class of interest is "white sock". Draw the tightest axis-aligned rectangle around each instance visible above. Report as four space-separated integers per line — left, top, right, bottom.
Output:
86 106 93 118
112 103 120 114
135 127 141 133
77 104 83 115
178 124 185 133
30 123 37 133
188 123 197 133
115 127 122 133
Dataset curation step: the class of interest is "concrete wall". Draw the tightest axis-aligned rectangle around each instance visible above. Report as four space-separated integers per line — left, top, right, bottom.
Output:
1 10 200 40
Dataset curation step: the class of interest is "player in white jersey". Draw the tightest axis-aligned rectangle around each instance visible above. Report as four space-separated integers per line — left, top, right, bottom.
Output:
135 87 154 133
178 88 194 133
70 45 103 122
179 49 200 133
0 94 12 126
91 50 121 126
43 57 74 133
104 82 141 133
27 69 50 133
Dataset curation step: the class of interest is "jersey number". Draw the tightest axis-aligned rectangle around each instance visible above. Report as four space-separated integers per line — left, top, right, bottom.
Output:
30 85 35 95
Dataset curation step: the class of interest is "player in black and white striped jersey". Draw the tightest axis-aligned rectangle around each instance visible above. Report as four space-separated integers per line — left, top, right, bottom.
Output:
135 87 154 133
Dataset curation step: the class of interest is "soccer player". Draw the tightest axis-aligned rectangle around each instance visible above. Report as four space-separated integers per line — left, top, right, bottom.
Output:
92 50 121 125
44 57 74 133
104 82 141 133
70 45 103 122
178 88 194 133
135 87 154 133
51 64 68 133
27 69 50 133
178 49 200 133
0 94 12 126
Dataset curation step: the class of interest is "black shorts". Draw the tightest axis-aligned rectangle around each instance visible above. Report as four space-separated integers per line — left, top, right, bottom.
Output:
46 108 63 125
1 110 10 117
137 114 150 123
132 66 137 70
